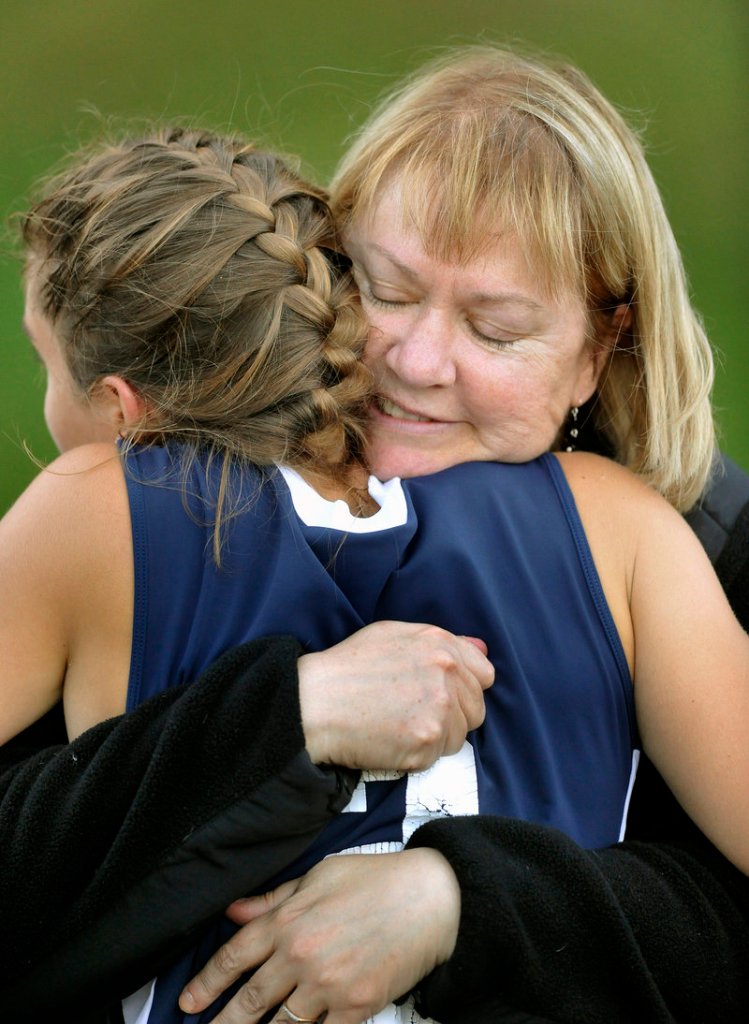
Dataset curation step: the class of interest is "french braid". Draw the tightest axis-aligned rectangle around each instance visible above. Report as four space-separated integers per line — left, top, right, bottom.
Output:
22 127 373 554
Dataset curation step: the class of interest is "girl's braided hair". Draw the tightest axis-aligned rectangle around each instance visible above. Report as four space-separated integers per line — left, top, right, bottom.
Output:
22 127 373 552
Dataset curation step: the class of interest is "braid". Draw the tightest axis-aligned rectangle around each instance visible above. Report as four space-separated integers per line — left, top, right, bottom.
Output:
22 126 373 557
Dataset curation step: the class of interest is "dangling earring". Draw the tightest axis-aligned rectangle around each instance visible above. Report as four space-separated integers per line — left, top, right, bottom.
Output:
564 406 579 452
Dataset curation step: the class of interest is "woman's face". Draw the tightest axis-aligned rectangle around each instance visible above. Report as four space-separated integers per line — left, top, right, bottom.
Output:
23 272 118 453
344 183 603 480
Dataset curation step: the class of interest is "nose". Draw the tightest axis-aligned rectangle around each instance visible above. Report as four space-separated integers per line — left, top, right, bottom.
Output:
382 306 457 388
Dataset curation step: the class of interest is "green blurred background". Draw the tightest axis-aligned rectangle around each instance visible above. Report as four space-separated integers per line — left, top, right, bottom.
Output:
1 0 746 513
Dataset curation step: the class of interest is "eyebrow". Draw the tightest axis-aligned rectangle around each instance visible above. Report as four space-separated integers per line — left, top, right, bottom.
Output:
360 241 547 313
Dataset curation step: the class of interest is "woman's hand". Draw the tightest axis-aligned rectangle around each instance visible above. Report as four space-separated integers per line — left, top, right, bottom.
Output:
179 848 461 1023
298 621 494 770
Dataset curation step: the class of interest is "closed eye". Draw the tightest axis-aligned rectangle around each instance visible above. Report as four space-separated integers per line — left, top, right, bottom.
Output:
363 287 414 309
465 317 523 349
352 266 415 309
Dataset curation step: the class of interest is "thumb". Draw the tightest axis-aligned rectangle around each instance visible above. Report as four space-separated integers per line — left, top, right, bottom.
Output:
226 877 302 924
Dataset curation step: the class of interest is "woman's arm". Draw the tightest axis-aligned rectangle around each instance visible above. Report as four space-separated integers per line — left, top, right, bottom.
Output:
1 620 490 1019
556 451 749 873
583 455 749 874
410 813 749 1024
0 635 355 1016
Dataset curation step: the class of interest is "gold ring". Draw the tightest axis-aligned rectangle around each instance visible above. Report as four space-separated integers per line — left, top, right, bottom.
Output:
280 1002 319 1024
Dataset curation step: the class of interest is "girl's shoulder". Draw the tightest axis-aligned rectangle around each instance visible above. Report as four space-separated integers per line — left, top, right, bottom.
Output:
552 450 680 539
4 439 123 517
1 442 131 606
0 443 133 743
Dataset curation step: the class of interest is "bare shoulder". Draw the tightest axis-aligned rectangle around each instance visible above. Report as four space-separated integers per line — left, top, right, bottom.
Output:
0 444 134 740
0 442 130 579
552 451 680 532
4 442 124 518
554 450 655 498
35 441 123 497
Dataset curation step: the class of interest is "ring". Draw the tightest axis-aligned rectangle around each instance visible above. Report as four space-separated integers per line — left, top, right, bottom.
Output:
280 1002 319 1024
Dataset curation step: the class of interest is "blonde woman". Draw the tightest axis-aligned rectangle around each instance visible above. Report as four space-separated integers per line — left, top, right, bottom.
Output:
180 47 749 1024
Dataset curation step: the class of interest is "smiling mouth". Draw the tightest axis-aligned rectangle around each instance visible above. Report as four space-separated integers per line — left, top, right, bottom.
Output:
375 396 434 423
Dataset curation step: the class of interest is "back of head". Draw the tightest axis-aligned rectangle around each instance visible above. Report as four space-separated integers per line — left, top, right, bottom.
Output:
332 46 716 510
23 127 371 489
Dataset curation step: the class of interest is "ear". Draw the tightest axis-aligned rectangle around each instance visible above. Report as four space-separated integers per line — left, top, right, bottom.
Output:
607 302 633 343
575 302 633 405
574 339 608 408
94 375 147 433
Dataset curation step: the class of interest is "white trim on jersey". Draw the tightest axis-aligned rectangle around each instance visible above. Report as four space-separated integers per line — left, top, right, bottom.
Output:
617 749 642 841
122 978 155 1024
278 466 408 533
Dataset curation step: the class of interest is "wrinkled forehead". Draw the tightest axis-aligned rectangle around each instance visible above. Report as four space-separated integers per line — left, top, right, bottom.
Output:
347 169 585 304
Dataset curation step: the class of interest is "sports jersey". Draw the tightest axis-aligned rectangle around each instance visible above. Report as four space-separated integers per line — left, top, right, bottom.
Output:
120 445 636 1024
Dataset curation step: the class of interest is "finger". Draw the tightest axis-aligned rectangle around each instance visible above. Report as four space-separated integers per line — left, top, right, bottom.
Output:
226 877 302 925
179 924 274 1013
457 635 495 689
452 643 494 738
211 962 301 1024
461 634 488 655
270 987 327 1024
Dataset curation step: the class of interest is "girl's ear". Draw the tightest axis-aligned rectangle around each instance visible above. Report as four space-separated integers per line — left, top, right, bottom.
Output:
96 375 147 433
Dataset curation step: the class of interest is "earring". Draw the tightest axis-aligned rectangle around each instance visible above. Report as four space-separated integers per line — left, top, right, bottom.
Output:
564 406 579 452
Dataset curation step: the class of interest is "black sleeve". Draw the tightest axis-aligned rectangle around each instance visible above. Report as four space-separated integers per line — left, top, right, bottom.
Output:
409 465 749 1024
0 635 358 1020
408 816 749 1024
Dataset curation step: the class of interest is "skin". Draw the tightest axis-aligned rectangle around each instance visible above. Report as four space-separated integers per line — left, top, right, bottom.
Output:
178 186 749 1024
345 180 603 482
22 286 127 453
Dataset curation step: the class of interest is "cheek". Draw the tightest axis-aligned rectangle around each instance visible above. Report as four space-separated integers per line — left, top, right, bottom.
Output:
465 360 568 451
462 359 526 419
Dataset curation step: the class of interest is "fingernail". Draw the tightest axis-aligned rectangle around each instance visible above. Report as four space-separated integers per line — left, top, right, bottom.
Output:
179 988 195 1010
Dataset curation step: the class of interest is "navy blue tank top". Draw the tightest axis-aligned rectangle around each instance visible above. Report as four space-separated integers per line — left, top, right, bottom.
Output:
121 446 636 1024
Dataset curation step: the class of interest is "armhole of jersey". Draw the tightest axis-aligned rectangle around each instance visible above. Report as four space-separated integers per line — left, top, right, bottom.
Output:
124 457 148 713
542 453 637 743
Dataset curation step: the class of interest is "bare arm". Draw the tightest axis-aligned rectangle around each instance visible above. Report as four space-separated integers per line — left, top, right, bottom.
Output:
562 452 749 874
630 487 749 873
0 442 133 744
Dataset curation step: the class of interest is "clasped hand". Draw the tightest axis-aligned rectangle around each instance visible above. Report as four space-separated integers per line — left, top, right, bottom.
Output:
179 620 490 1022
298 620 494 770
179 848 461 1023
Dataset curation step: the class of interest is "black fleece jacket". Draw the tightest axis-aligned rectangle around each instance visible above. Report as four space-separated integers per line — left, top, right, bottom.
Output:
0 636 357 1021
1 455 748 1023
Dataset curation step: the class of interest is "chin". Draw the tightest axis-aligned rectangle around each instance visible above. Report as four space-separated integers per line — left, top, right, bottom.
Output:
368 444 464 482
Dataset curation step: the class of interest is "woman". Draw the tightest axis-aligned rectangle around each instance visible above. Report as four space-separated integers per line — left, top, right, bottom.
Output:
3 46 749 1023
176 46 749 1024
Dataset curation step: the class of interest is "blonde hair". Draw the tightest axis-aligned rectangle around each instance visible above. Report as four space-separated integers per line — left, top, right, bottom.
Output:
22 127 372 554
331 46 716 510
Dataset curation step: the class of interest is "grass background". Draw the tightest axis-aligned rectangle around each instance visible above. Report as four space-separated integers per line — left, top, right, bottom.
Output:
1 0 746 512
